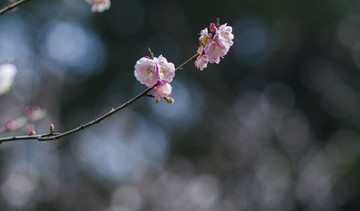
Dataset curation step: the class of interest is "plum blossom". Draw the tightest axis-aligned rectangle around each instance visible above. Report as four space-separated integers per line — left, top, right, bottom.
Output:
153 83 172 101
195 21 234 70
134 55 175 88
204 40 228 64
195 55 209 71
4 120 18 131
3 106 45 132
25 107 46 121
87 0 111 13
214 23 234 49
135 54 176 102
156 55 175 84
0 63 17 96
134 57 159 88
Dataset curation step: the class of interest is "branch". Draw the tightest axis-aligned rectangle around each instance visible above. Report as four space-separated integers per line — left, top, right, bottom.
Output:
0 0 31 15
0 53 199 143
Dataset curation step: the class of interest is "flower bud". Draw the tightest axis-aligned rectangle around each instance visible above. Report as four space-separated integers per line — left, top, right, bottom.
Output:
154 99 159 104
49 124 55 132
28 130 36 135
165 97 175 104
209 23 217 33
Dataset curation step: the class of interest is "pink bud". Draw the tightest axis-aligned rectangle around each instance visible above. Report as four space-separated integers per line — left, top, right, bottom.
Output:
165 97 175 104
25 124 35 133
28 130 36 135
209 23 217 33
49 124 55 132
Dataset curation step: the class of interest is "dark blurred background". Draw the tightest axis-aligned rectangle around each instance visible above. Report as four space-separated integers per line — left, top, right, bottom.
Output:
1 0 360 210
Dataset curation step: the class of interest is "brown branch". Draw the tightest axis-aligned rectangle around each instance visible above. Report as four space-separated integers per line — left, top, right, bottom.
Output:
0 0 31 15
0 53 199 143
175 53 199 72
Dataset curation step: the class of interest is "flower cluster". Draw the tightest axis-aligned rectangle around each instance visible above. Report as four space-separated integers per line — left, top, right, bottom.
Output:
134 55 175 102
195 22 234 71
0 63 17 96
4 106 45 133
87 0 111 13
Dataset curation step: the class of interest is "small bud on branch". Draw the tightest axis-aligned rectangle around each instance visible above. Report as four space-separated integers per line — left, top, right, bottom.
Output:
28 130 36 136
50 124 55 133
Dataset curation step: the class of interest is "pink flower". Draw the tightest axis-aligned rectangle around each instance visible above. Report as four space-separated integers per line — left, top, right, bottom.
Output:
4 120 18 131
25 106 46 121
195 55 209 71
134 57 159 88
195 21 234 70
214 23 234 49
204 40 228 64
156 55 175 84
153 83 172 101
135 55 175 88
199 28 212 45
87 0 111 13
0 63 17 95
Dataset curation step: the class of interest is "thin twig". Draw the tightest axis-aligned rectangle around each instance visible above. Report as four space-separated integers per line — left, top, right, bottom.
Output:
38 86 154 141
175 53 199 72
0 53 199 143
0 0 31 15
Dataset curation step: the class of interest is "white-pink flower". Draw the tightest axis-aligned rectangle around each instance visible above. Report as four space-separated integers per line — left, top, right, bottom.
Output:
204 40 228 64
195 55 209 71
156 55 175 84
87 0 111 13
214 23 234 49
153 83 172 101
135 55 175 88
0 63 17 95
134 57 159 88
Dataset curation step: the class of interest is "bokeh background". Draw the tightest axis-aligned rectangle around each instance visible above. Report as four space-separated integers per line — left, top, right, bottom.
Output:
1 0 360 210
